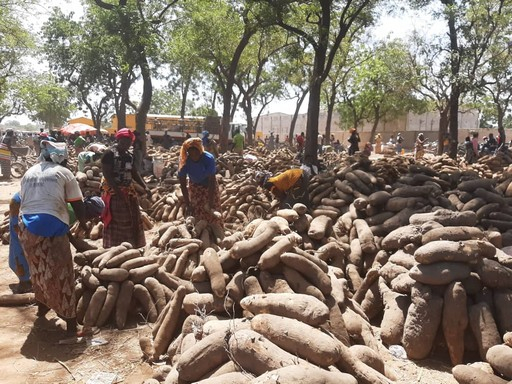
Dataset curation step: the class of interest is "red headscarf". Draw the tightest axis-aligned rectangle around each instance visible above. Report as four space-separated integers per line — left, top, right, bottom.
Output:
115 128 135 143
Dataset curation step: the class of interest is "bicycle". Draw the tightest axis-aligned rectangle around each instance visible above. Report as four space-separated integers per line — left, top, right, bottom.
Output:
10 146 30 178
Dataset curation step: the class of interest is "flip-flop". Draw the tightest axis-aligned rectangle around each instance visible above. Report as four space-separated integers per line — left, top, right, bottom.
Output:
76 327 100 337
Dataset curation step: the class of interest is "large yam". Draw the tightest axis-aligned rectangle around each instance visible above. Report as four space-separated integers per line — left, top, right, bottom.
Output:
335 340 392 384
486 345 512 379
229 221 279 259
421 226 484 244
457 178 497 192
153 286 187 358
308 215 332 240
360 281 383 320
115 280 134 329
349 345 385 376
493 289 512 335
476 258 512 289
96 282 120 327
228 329 306 376
414 240 495 264
259 271 294 294
469 302 501 360
409 209 477 226
83 286 108 327
133 284 158 323
353 219 377 254
176 331 230 381
250 364 357 384
250 314 342 367
280 253 332 295
402 284 443 360
257 235 298 270
182 293 233 315
240 293 329 326
379 278 410 346
381 225 422 251
443 281 468 366
196 372 252 384
202 248 226 298
371 207 414 237
452 364 508 384
409 262 471 285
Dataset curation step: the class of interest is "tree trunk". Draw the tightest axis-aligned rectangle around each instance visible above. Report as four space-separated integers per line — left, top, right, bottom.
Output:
241 96 254 146
117 73 130 130
219 30 253 152
445 0 461 159
254 96 274 143
230 90 241 122
136 55 152 153
180 79 190 119
288 90 308 146
305 74 323 165
369 106 380 145
497 104 506 148
324 82 337 144
437 107 449 155
220 86 232 151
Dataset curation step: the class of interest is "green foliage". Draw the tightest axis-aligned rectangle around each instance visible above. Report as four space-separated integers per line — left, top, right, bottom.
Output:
0 1 34 121
17 74 72 129
339 39 427 129
149 89 190 115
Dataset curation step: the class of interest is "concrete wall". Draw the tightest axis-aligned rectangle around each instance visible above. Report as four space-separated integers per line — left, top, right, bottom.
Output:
256 109 481 149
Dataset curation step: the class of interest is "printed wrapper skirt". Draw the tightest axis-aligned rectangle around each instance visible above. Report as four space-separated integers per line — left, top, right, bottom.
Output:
20 228 76 318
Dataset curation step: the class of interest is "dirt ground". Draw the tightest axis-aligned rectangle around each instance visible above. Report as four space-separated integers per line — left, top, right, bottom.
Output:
0 178 457 384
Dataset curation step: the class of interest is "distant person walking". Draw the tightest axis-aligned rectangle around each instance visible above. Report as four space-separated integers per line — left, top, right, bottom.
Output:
415 133 427 160
231 129 245 155
268 132 275 150
396 132 404 154
347 128 360 155
317 134 324 154
375 133 382 154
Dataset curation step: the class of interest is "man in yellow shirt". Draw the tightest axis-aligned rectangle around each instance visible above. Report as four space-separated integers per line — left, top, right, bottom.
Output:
258 168 309 208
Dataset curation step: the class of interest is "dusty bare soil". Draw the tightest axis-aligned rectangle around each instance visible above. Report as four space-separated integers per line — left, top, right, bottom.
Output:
0 178 458 384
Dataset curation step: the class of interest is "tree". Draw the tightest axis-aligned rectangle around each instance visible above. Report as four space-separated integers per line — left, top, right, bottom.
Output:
266 0 378 164
149 89 187 115
408 32 451 154
357 40 427 143
410 0 509 157
471 2 512 145
161 19 207 119
42 7 115 129
177 0 261 151
18 75 72 129
235 28 291 145
0 1 33 121
93 0 177 139
272 42 313 146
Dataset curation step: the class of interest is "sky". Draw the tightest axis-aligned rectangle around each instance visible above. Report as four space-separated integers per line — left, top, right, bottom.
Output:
11 2 445 125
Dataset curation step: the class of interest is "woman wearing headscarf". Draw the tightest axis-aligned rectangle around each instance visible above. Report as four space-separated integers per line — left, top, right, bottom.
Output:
101 128 150 248
179 138 223 225
375 133 382 154
415 133 427 160
347 128 360 155
19 140 87 335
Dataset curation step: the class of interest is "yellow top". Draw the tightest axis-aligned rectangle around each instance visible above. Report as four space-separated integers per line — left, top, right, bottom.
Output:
268 169 303 192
